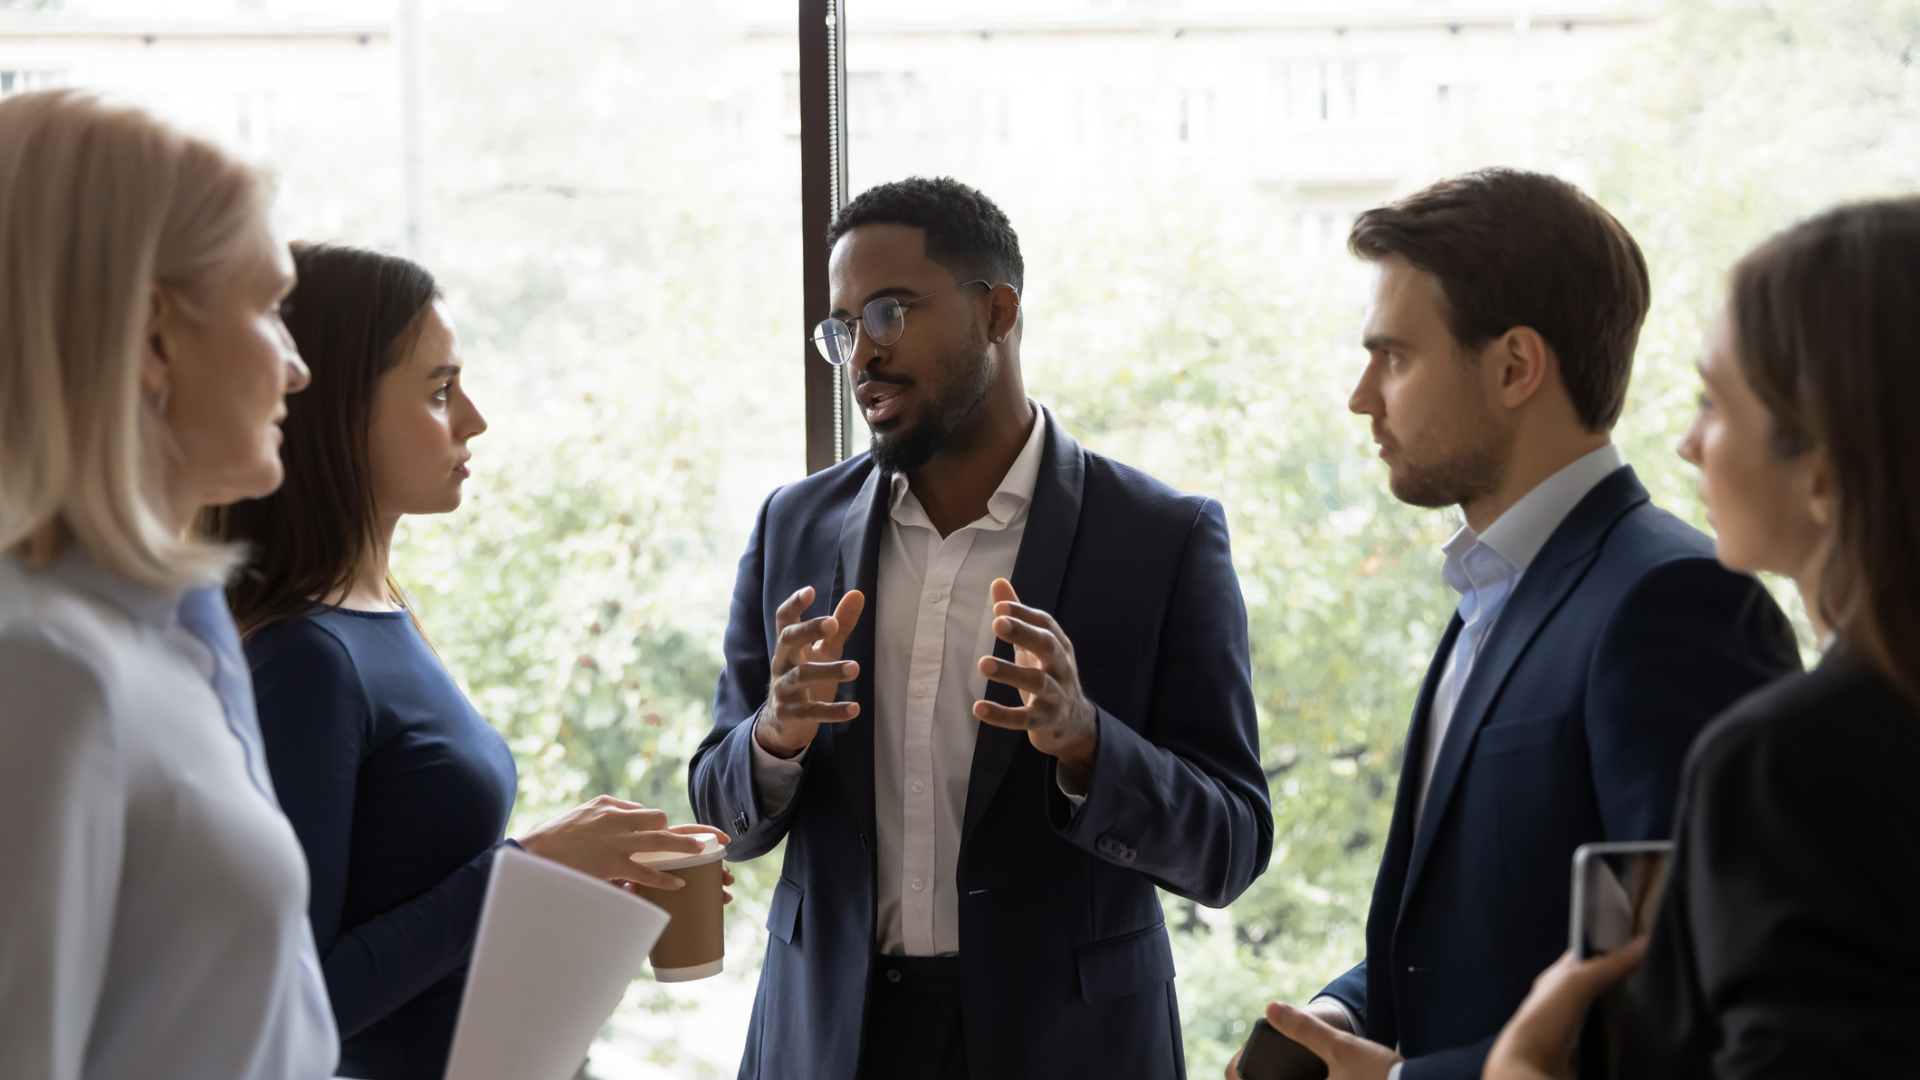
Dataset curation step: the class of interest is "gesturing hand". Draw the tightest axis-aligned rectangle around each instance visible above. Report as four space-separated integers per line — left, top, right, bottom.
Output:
974 578 1101 791
755 585 866 759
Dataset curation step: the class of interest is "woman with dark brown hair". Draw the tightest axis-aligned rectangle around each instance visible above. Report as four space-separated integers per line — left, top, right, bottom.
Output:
204 244 730 1080
1482 199 1920 1079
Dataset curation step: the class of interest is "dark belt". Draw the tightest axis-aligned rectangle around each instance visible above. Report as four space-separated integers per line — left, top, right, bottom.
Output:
872 953 961 995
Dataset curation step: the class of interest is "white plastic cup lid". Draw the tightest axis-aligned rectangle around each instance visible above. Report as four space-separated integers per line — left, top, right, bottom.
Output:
629 832 725 870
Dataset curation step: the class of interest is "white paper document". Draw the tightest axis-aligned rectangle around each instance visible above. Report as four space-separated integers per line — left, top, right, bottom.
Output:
443 845 670 1080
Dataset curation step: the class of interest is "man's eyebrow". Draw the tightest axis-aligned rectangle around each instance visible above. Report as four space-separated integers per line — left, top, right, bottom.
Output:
829 286 917 318
1362 333 1411 352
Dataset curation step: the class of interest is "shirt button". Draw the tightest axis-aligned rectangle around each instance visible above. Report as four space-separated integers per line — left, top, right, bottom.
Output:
913 683 927 698
928 591 943 603
887 968 903 983
911 780 925 794
911 877 925 892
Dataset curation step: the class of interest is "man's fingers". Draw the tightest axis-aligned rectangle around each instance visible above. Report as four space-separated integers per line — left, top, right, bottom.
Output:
978 655 1052 697
991 599 1060 630
777 615 839 654
989 577 1019 606
973 700 1036 730
1266 1002 1344 1061
828 590 866 648
782 660 860 687
992 615 1064 661
774 699 860 723
773 586 816 628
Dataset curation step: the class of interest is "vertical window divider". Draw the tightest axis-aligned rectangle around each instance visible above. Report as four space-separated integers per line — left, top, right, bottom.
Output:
801 0 852 473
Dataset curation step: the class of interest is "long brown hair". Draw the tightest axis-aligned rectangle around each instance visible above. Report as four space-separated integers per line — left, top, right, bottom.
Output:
200 243 440 636
1729 198 1920 705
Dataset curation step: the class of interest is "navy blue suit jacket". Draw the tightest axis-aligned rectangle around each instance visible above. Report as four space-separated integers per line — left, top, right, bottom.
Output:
1319 466 1801 1080
689 409 1272 1080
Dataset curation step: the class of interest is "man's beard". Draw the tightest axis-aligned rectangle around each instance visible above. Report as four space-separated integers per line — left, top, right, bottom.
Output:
1386 394 1513 510
1389 432 1510 509
868 327 996 475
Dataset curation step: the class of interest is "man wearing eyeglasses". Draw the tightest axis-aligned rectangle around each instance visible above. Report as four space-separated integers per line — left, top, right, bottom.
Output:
690 176 1271 1080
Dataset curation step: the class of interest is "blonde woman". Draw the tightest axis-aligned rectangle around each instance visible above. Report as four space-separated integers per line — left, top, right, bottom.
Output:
0 92 337 1079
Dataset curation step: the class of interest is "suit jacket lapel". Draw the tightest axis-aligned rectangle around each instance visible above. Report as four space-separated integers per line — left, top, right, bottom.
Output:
832 463 887 844
1376 615 1461 895
1397 467 1651 913
1364 612 1460 1046
961 407 1086 846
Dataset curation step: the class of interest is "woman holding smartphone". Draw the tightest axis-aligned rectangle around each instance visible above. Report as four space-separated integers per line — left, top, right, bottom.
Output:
1477 200 1920 1078
202 244 729 1080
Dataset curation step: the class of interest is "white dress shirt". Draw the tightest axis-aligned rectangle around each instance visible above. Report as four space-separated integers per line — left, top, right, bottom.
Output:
1321 443 1627 1070
0 550 338 1080
753 406 1054 956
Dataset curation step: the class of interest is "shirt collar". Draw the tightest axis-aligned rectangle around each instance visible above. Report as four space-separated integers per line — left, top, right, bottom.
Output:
888 401 1049 528
48 545 187 630
1439 443 1626 597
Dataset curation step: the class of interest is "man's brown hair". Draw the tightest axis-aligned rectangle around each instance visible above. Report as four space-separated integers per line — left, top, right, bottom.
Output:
1348 168 1651 431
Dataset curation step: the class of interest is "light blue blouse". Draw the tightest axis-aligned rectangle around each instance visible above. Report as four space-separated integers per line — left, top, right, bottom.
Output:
0 549 338 1080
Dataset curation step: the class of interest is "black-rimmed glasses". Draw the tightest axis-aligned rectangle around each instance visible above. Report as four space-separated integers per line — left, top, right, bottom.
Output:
809 279 992 367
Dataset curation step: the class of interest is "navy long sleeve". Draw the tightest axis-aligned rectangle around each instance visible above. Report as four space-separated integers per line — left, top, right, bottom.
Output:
247 609 517 1080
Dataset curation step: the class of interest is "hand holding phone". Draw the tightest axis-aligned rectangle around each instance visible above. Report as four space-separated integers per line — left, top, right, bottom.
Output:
1235 1017 1329 1080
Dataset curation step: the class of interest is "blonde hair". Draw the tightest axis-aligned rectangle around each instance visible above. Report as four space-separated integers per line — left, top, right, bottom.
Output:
0 90 273 589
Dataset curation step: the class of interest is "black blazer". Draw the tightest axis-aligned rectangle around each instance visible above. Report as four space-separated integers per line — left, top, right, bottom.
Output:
1320 467 1801 1079
688 408 1272 1080
1620 647 1920 1079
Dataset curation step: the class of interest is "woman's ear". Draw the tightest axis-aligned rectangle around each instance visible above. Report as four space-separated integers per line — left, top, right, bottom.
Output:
141 283 175 400
1801 444 1836 529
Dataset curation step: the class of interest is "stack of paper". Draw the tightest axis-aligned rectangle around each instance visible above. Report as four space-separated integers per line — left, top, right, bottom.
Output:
443 846 671 1080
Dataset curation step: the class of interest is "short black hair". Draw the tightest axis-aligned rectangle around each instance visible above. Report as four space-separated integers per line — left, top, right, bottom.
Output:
827 176 1024 293
1349 168 1650 431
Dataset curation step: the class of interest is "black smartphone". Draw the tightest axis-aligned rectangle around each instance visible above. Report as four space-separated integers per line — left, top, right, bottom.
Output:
1236 1017 1328 1080
1570 840 1673 960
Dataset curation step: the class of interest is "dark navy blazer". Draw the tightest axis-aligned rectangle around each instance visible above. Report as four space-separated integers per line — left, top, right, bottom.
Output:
1319 466 1802 1079
689 409 1272 1080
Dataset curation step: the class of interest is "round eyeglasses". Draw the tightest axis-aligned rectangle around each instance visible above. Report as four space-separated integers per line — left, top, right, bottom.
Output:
810 279 992 367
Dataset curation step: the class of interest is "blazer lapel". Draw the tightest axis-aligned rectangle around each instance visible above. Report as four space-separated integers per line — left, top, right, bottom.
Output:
961 407 1086 846
831 463 887 844
1397 467 1651 913
1376 615 1461 895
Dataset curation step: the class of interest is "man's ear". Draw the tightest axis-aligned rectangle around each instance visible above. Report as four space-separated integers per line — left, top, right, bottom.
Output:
141 284 174 399
1494 326 1552 409
987 283 1021 345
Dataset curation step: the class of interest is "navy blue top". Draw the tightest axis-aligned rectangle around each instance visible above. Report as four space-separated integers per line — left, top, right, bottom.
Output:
247 608 518 1080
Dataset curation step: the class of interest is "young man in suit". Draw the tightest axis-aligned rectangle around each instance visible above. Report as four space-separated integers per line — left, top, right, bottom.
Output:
690 176 1272 1080
1229 169 1802 1080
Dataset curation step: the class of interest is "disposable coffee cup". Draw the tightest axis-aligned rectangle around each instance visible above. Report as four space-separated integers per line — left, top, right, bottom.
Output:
630 834 726 982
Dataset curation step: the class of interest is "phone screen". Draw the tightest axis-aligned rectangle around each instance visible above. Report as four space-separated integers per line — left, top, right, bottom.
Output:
1570 841 1673 960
